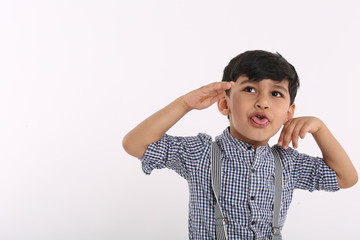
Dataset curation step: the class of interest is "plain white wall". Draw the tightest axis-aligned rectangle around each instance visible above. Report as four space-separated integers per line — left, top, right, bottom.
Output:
1 0 359 239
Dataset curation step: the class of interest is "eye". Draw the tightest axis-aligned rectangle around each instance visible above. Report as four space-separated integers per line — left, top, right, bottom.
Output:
272 91 283 97
244 87 256 93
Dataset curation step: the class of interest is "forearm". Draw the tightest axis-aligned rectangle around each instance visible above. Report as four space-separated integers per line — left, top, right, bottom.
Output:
122 96 190 158
123 82 234 159
312 122 358 188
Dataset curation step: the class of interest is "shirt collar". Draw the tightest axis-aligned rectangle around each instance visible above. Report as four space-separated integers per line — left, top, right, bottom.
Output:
215 127 270 160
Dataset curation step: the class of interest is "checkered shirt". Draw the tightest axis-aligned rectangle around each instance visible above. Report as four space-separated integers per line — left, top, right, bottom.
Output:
140 128 339 240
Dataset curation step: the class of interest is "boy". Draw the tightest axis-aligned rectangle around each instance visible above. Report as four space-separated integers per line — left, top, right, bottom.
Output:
122 50 357 239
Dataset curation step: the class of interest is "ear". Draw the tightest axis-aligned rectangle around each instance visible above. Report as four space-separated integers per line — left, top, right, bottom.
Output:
285 104 295 122
217 96 230 116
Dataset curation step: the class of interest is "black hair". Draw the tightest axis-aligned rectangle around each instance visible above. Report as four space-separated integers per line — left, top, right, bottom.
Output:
222 50 300 105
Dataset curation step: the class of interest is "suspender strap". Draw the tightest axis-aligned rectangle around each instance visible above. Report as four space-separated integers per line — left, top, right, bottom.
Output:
211 142 283 240
211 142 228 240
270 147 283 240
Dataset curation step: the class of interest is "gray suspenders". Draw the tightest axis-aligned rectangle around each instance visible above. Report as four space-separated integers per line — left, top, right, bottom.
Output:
211 142 283 240
211 142 229 240
270 147 283 240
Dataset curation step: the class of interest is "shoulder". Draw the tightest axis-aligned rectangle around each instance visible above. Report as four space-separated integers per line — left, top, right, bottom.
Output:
272 144 326 168
148 132 213 154
272 144 313 158
161 132 212 144
271 144 298 159
271 144 312 168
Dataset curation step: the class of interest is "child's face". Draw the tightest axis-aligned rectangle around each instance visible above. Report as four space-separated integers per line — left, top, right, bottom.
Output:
218 76 295 148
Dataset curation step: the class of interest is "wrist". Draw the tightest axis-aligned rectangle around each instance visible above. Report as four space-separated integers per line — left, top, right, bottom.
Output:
175 96 193 113
312 118 326 136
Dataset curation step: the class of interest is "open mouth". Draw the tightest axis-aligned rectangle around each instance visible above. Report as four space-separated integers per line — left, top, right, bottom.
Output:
250 114 270 127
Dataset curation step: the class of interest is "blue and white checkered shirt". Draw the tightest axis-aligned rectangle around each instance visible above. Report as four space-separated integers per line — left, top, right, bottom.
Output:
140 128 339 239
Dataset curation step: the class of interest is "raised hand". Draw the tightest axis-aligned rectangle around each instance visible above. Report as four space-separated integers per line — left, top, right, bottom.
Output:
278 116 324 149
181 82 235 111
123 81 234 158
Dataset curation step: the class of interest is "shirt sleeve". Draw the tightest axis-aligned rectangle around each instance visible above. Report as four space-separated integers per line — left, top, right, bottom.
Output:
139 133 212 180
287 148 340 192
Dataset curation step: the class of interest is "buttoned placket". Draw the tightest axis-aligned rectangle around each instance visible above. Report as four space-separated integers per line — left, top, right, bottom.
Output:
248 146 268 234
248 147 257 232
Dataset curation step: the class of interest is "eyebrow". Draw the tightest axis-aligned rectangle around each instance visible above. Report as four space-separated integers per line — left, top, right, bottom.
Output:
272 84 289 93
238 79 289 93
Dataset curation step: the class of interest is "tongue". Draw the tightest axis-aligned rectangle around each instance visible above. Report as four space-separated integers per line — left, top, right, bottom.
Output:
251 116 269 125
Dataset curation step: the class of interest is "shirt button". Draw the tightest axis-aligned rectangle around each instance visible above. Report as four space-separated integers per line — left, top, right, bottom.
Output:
251 168 256 173
247 146 252 150
251 221 256 225
250 196 256 201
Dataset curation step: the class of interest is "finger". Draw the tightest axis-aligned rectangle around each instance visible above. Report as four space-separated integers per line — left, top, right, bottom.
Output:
278 118 294 146
200 95 211 103
209 92 227 105
207 82 234 98
291 122 305 149
195 82 234 108
291 134 299 149
214 91 227 101
227 81 236 89
293 131 307 148
278 120 293 146
299 130 307 139
200 86 226 101
214 81 235 91
201 82 229 96
278 125 286 147
279 121 297 149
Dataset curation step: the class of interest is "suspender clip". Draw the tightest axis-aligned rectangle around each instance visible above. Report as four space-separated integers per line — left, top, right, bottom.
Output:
272 227 281 236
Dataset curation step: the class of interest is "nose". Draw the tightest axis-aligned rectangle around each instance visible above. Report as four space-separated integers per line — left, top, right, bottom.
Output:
255 94 269 110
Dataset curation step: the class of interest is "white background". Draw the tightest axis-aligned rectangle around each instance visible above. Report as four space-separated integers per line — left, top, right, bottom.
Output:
1 0 360 239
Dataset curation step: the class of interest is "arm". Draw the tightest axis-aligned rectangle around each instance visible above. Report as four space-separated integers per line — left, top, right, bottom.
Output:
278 117 358 189
122 82 235 158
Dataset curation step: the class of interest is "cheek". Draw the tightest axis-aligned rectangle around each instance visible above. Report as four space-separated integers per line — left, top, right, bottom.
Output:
229 97 246 116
